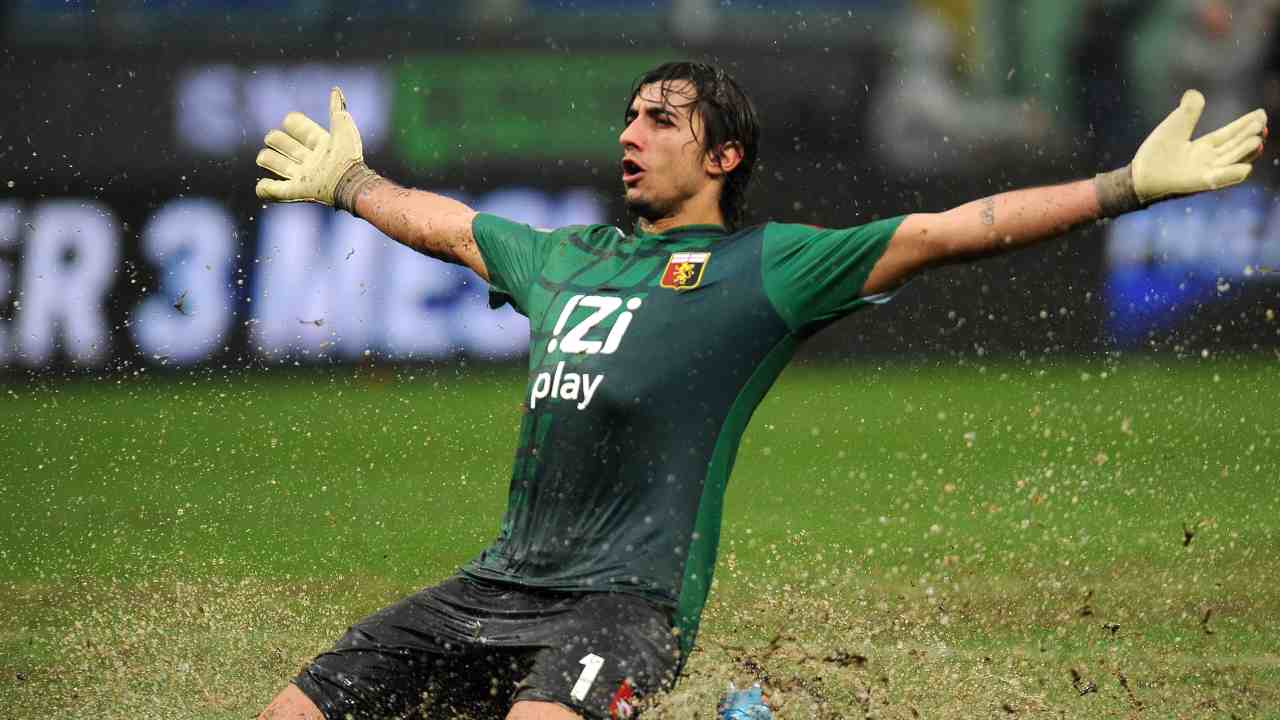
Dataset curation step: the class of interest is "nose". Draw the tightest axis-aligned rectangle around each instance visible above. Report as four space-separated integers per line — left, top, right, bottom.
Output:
619 118 641 149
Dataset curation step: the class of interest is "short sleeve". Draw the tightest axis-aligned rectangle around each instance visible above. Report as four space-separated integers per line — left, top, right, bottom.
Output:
762 217 906 334
471 213 558 315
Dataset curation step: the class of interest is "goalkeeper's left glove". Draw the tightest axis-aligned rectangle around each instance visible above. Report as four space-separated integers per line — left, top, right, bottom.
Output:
1095 90 1268 216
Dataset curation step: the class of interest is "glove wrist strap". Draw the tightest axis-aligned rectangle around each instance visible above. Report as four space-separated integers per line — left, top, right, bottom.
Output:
334 162 383 216
1092 165 1142 218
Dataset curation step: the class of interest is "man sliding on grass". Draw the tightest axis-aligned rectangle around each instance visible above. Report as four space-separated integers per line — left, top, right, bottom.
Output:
251 61 1267 719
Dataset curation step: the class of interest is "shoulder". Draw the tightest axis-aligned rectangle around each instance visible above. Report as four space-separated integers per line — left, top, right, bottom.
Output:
547 223 627 250
563 223 627 239
764 217 908 245
764 218 903 234
716 222 770 245
759 220 828 247
734 222 771 236
762 220 816 231
474 215 624 244
524 222 624 240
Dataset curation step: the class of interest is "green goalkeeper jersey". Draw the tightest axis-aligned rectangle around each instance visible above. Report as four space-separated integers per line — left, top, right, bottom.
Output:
463 213 904 655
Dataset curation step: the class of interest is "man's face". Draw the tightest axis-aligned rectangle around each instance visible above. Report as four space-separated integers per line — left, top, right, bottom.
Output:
619 80 710 222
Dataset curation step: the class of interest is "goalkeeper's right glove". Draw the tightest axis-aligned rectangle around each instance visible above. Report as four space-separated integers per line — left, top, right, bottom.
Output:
1095 90 1268 216
254 86 381 213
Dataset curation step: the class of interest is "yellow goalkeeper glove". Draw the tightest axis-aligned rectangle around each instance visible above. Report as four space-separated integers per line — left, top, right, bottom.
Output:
1096 90 1268 215
254 87 380 212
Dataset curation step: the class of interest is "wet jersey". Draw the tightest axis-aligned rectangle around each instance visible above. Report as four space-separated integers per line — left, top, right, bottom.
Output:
462 213 905 656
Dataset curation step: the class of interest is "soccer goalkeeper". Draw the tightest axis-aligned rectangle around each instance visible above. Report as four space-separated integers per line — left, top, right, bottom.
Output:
252 62 1267 720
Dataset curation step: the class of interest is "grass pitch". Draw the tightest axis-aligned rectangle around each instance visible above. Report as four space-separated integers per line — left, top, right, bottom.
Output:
3 358 1279 718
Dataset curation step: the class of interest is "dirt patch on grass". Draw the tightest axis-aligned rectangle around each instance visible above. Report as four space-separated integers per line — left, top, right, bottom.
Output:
3 567 1277 719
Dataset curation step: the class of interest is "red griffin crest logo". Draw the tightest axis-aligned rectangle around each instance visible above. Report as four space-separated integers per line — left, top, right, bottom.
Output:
608 678 636 719
660 252 710 291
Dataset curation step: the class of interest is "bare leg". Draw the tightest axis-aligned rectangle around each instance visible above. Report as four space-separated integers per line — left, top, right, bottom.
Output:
259 683 325 720
506 699 584 719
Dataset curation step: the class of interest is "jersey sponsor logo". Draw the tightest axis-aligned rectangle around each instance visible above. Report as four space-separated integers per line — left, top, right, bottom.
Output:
531 293 643 411
530 360 604 410
660 252 710 291
546 294 642 355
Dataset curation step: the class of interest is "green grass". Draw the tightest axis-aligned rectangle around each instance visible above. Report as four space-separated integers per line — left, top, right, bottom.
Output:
3 358 1279 718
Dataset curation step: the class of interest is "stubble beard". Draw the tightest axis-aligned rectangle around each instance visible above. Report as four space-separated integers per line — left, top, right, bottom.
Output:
624 188 678 224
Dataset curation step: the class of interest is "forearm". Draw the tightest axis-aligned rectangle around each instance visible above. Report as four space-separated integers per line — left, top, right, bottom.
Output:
338 165 484 277
865 91 1265 295
929 177 1107 263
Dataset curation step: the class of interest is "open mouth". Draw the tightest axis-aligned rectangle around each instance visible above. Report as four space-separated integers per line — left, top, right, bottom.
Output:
621 158 645 185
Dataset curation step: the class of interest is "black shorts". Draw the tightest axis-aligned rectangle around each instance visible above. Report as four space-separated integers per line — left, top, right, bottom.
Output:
293 574 680 719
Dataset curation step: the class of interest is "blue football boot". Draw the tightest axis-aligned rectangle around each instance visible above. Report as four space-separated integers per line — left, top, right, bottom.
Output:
717 682 773 720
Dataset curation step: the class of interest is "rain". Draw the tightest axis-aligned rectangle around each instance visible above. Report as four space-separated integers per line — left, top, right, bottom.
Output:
2 1 1279 719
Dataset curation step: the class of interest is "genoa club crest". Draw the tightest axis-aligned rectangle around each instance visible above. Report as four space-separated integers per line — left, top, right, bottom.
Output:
660 251 710 291
608 678 636 719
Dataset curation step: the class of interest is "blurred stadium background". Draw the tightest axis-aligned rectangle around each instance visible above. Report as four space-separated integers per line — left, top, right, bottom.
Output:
2 0 1279 373
4 1 1280 718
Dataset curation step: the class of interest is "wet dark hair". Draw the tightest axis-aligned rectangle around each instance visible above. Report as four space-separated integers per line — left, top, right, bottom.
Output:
626 61 760 230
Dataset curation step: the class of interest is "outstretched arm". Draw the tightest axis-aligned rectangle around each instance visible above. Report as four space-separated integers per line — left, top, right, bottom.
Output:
253 87 488 280
346 178 484 280
862 90 1268 296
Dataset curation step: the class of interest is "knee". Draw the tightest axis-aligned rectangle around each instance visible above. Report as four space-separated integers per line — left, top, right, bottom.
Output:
259 683 325 720
506 699 584 719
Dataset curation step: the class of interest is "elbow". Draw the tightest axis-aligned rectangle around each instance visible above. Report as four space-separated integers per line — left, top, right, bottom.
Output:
926 235 960 269
927 209 1005 266
913 213 960 268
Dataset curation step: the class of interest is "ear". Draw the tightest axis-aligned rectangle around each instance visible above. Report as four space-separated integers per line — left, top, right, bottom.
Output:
704 141 744 177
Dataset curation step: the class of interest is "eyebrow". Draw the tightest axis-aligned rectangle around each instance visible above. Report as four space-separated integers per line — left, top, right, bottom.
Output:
626 104 677 123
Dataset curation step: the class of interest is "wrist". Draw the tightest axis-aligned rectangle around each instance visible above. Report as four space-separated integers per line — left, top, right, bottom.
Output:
334 162 382 215
1092 165 1142 218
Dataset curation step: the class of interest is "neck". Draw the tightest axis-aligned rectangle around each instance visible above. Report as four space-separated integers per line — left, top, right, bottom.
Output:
637 188 726 234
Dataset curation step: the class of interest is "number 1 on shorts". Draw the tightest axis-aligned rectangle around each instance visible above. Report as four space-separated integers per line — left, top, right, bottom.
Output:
571 653 605 701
